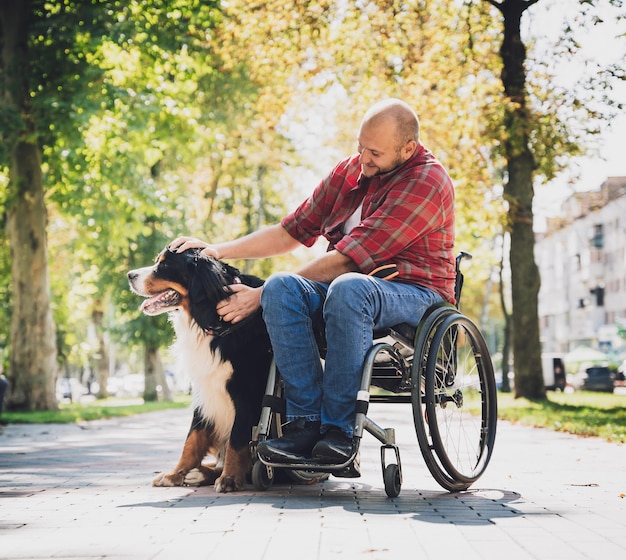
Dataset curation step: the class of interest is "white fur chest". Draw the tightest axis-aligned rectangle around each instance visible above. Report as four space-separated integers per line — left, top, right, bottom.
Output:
170 314 236 445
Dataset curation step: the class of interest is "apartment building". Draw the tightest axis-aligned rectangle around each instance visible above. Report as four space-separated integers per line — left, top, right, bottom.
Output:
535 176 626 354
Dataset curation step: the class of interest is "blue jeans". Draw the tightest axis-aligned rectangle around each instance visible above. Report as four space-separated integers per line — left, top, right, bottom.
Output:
260 272 443 437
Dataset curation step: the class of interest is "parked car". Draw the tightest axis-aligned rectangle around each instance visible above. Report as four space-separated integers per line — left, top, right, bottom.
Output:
570 366 615 392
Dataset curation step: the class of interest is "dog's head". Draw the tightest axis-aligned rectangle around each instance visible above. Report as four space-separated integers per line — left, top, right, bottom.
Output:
127 246 243 331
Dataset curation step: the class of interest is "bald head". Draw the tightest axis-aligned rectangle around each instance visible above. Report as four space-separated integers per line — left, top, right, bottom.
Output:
357 99 420 177
361 98 420 149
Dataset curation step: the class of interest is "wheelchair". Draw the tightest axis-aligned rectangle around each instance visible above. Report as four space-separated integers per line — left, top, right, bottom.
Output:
250 252 497 497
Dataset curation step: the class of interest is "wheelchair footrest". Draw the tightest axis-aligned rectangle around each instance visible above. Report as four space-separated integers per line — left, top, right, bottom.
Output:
257 448 361 478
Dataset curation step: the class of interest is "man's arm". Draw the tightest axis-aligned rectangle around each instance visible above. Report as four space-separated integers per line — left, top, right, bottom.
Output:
171 225 358 324
171 224 300 260
171 225 300 325
296 249 359 283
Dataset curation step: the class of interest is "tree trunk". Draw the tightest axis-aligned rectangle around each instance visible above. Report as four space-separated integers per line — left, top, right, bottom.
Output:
144 345 172 402
160 358 173 402
2 1 58 411
92 303 110 399
495 0 545 400
499 236 512 393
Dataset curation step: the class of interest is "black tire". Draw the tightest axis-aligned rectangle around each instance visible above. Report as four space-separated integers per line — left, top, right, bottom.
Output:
383 464 401 498
411 306 459 485
413 312 497 491
251 460 274 491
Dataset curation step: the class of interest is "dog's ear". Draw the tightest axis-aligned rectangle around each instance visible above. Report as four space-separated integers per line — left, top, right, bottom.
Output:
187 256 231 329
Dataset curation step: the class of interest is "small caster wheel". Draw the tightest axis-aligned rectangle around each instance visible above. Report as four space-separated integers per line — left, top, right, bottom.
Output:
252 461 274 491
383 463 401 498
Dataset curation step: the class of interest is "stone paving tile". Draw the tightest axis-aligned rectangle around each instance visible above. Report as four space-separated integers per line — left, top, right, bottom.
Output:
1 403 625 559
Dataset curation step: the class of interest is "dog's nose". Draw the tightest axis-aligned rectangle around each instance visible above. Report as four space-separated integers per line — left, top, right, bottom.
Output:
128 271 137 280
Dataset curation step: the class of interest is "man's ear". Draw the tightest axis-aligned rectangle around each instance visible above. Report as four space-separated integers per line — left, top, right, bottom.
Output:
402 140 417 161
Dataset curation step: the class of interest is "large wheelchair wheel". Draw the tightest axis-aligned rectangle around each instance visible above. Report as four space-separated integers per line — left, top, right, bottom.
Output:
412 311 497 491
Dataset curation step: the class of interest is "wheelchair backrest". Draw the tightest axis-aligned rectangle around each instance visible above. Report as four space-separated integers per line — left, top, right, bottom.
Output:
454 251 472 307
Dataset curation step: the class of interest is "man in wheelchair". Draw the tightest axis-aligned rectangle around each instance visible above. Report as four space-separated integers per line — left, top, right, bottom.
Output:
171 98 455 476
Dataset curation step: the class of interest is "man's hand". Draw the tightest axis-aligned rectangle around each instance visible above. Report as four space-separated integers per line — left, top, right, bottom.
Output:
169 236 219 259
216 284 262 324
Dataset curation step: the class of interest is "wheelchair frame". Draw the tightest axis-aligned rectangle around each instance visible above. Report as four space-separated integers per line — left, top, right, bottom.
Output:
250 252 497 497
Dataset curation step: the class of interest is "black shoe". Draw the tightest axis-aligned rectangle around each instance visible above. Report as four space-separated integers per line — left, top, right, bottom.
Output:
311 428 355 464
257 418 321 462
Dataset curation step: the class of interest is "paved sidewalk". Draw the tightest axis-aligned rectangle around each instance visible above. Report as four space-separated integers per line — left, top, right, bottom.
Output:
1 402 625 560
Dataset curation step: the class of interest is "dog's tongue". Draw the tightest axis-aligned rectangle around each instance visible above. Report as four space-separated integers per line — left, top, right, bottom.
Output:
140 289 179 313
140 296 160 313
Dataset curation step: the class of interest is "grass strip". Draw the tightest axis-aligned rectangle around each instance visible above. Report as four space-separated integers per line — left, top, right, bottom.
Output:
2 396 191 425
2 391 625 444
497 391 626 443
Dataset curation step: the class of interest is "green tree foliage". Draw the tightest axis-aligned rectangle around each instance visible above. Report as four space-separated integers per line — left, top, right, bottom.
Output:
222 0 623 399
1 0 292 408
1 0 622 409
218 0 506 321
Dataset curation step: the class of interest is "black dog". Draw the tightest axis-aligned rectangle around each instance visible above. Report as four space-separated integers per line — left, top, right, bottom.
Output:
127 247 272 492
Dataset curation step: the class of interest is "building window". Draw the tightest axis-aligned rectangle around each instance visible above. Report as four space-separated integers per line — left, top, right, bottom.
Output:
590 285 605 306
590 223 604 249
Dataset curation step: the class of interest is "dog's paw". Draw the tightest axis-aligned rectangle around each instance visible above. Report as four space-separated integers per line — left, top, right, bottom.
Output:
214 475 243 493
183 468 208 487
153 472 185 487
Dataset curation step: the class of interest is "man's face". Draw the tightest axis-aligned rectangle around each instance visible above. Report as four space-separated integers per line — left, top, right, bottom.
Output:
357 121 414 178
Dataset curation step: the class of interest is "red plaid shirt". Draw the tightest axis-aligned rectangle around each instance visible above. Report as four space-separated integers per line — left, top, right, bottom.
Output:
282 144 456 303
